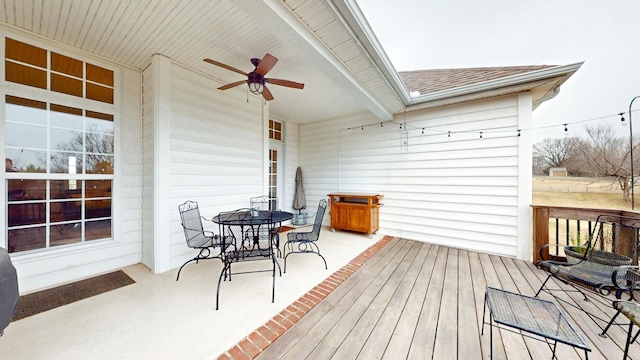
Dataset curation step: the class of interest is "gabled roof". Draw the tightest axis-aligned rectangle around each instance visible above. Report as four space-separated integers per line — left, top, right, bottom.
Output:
399 65 556 95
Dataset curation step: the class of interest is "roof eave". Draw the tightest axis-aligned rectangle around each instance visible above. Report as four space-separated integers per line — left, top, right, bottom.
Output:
406 62 583 105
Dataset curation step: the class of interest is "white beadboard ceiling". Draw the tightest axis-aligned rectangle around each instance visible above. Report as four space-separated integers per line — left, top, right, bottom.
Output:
0 0 406 123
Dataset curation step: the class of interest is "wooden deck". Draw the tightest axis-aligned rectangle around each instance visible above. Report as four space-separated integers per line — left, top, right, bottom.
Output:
253 237 638 359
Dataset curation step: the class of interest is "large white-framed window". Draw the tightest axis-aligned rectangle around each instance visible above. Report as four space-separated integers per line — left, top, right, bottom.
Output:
4 36 116 254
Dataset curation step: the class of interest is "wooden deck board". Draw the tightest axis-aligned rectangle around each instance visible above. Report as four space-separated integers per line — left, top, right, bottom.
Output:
252 238 640 360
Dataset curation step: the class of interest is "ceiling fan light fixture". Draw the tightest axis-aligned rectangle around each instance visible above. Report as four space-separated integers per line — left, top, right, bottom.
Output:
248 81 264 95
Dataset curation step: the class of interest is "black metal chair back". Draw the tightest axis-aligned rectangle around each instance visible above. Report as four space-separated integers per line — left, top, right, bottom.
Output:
175 200 221 281
283 199 328 272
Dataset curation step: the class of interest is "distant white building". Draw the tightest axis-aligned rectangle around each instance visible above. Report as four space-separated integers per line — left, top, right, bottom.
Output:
549 167 568 176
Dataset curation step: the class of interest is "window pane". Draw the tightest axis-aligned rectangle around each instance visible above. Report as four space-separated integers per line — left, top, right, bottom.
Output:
5 122 47 148
86 83 113 104
86 199 111 219
51 200 81 222
5 61 47 89
8 179 46 202
5 96 47 125
51 52 83 78
51 104 83 130
51 73 83 97
50 223 82 247
86 63 114 86
8 227 46 253
86 111 114 134
8 202 45 226
51 127 83 151
86 219 111 241
5 38 47 67
50 152 83 174
52 180 83 199
5 148 47 173
86 154 113 174
86 180 111 198
86 132 114 154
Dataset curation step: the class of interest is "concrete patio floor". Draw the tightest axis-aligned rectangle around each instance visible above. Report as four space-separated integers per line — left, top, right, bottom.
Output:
0 228 382 359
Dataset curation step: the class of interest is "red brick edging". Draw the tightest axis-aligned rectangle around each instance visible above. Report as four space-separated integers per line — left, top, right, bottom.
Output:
217 235 394 360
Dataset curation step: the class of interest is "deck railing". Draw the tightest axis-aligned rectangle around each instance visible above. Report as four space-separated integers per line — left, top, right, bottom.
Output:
531 205 640 263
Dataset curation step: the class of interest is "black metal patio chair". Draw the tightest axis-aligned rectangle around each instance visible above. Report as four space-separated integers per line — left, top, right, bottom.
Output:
283 198 328 273
175 200 224 281
535 214 640 335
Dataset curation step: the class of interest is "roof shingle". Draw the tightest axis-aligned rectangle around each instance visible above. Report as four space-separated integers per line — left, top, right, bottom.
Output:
399 65 556 95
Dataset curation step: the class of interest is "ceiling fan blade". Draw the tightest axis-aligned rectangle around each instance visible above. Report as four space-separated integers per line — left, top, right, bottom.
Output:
261 85 274 101
218 80 247 90
267 78 304 89
203 58 247 76
255 53 278 76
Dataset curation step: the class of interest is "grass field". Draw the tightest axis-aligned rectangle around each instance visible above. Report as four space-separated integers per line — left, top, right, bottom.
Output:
532 176 632 210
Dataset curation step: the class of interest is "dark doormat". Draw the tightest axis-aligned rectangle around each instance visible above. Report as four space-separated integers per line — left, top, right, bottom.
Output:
12 270 135 321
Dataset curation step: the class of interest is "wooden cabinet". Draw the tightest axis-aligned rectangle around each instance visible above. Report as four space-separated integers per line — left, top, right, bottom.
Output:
328 193 383 235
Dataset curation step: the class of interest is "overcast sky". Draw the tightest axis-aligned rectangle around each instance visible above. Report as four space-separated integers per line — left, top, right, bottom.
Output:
356 0 640 142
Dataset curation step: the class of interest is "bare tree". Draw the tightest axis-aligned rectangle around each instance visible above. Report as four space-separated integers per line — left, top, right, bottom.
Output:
579 124 633 201
533 137 582 174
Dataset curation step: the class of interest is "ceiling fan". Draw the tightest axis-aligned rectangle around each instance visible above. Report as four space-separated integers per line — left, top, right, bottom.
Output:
203 53 304 101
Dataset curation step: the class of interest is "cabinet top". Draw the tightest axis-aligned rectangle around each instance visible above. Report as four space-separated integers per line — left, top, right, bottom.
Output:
328 193 383 198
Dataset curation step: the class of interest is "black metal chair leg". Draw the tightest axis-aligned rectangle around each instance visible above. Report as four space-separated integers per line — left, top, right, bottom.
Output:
600 310 621 337
623 322 634 360
216 262 230 310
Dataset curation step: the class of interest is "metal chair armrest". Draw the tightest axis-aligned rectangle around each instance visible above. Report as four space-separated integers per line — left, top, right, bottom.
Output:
612 266 640 292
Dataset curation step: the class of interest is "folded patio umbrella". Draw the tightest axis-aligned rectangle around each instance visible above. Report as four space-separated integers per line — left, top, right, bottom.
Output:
292 166 306 213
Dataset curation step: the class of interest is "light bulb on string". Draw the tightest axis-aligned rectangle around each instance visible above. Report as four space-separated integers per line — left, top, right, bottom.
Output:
480 131 483 139
448 131 451 138
563 123 568 136
517 129 521 137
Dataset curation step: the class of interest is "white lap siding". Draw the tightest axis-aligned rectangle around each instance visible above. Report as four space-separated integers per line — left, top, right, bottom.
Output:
300 94 530 258
167 63 265 270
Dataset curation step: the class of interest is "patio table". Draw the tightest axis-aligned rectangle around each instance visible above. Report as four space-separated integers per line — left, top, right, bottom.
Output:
482 286 591 359
212 209 293 309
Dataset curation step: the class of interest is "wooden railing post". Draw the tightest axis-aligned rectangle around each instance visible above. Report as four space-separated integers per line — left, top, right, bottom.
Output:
532 206 549 263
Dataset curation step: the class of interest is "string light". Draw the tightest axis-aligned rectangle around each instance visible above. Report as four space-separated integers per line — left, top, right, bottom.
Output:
480 131 483 139
342 109 636 138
